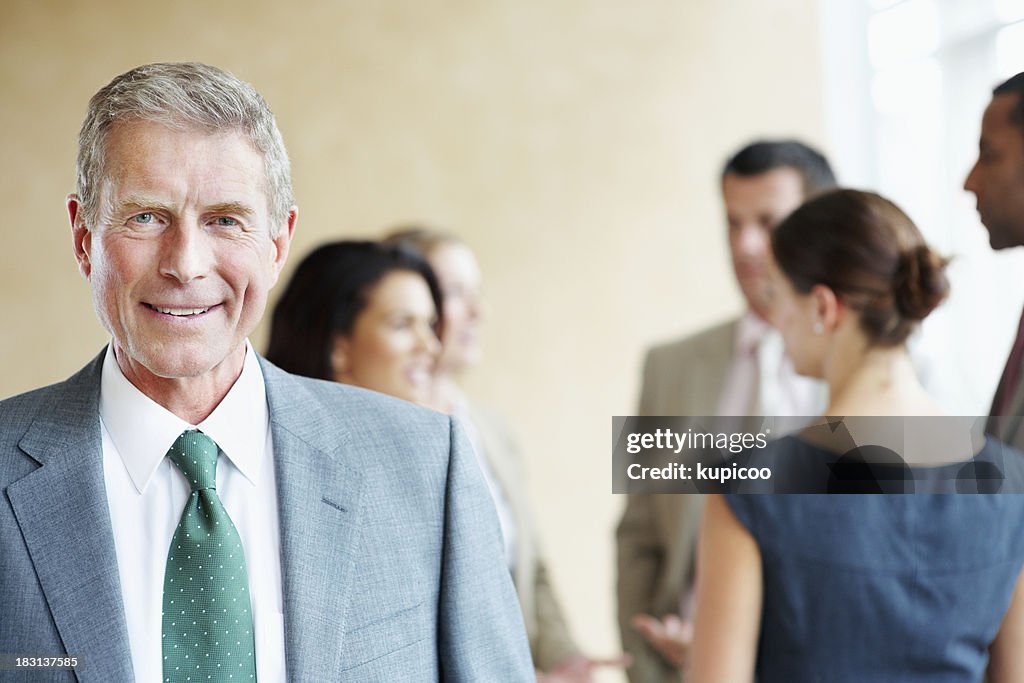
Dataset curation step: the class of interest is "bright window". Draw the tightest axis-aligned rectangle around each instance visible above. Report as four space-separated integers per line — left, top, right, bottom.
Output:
820 0 1024 413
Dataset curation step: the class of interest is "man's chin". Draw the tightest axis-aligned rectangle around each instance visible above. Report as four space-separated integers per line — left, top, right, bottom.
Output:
738 284 771 315
981 219 1024 250
988 232 1018 251
117 343 244 384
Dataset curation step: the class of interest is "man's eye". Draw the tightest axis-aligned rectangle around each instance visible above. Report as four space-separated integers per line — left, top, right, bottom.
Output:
214 216 238 226
133 213 155 224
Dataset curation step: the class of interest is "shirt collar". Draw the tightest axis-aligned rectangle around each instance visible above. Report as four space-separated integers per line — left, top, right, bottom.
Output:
736 310 772 355
99 342 269 494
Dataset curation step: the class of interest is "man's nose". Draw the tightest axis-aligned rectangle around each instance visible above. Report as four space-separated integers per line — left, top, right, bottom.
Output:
159 224 214 283
465 293 483 322
963 160 980 195
736 225 769 254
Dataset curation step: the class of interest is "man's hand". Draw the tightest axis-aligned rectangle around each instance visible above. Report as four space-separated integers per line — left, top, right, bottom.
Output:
631 613 693 668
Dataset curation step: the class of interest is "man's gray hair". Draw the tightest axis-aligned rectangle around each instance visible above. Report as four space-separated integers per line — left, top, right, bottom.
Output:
76 62 294 232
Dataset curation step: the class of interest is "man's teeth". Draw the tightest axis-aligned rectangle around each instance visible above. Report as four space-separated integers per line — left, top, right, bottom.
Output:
153 306 210 316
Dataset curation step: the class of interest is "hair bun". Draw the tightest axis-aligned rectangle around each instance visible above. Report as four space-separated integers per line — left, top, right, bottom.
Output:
893 246 949 320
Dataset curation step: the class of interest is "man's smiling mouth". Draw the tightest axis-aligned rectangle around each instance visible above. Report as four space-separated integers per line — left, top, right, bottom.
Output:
146 304 212 317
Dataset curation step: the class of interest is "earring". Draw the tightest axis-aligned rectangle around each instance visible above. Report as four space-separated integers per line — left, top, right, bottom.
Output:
813 321 824 335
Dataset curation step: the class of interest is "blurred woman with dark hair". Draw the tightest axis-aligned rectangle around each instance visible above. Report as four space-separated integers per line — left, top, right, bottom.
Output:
266 240 442 405
689 190 1024 682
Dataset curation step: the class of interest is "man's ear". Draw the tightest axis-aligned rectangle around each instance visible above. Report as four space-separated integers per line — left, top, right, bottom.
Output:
269 206 298 284
811 283 842 333
68 194 92 280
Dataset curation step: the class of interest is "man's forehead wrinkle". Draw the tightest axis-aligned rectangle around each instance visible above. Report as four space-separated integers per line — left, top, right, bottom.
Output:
117 195 174 210
104 170 262 215
112 194 255 213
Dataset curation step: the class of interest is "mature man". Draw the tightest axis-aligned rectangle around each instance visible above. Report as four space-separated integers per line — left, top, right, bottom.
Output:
616 141 836 682
0 62 533 682
965 72 1024 449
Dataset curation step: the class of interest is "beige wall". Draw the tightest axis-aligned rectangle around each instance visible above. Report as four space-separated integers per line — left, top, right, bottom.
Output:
1 0 825 677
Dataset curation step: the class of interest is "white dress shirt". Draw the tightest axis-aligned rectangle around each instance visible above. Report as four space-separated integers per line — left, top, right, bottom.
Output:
99 342 286 683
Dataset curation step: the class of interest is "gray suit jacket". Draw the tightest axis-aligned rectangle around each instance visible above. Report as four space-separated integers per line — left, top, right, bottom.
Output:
616 320 737 683
0 350 534 681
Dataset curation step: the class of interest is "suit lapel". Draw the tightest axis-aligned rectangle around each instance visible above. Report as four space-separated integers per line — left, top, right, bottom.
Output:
7 354 134 682
261 360 366 681
694 321 737 415
999 383 1024 446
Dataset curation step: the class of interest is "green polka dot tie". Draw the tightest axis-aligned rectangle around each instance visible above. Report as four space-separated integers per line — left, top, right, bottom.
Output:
162 430 257 682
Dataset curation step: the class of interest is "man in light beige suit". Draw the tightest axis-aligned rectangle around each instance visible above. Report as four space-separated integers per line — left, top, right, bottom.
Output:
965 72 1024 448
616 141 836 683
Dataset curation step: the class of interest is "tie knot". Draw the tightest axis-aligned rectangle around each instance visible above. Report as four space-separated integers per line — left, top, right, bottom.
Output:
167 430 219 492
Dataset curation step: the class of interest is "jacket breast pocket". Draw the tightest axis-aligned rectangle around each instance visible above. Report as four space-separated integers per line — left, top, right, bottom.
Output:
338 600 434 675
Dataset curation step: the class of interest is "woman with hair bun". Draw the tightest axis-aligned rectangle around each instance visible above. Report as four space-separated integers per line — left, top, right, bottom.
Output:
688 190 1024 682
767 189 949 401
